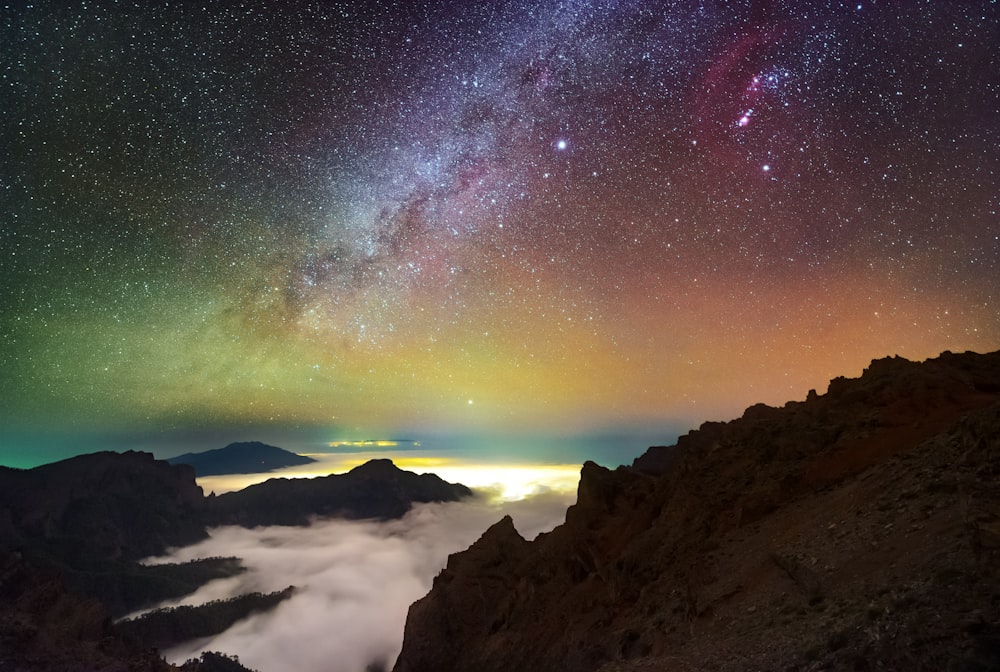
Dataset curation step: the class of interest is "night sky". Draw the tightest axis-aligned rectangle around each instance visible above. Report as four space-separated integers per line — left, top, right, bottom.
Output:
2 1 998 467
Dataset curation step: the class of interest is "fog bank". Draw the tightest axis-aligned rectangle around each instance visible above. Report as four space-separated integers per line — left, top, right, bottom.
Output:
151 490 573 671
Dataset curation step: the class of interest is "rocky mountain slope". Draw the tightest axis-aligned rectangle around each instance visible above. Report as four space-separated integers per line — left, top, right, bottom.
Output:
168 441 317 477
393 350 1000 672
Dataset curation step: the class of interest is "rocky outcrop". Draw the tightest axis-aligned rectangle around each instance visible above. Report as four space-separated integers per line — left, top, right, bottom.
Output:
394 350 1000 672
396 517 531 671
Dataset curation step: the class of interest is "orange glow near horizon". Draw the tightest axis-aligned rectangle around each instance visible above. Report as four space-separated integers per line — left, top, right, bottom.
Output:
3 2 998 471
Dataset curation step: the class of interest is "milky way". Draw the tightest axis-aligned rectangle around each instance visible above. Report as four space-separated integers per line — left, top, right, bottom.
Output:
2 1 998 463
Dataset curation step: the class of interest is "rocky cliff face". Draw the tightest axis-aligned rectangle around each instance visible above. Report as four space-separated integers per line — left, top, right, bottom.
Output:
394 350 1000 672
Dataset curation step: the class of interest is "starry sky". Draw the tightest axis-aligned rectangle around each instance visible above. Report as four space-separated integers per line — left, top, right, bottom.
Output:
2 1 998 467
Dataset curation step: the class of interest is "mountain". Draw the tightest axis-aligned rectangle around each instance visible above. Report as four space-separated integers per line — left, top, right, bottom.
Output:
0 466 257 672
206 458 474 526
0 452 470 570
0 450 208 565
167 440 317 476
0 454 470 609
0 453 471 670
393 350 1000 672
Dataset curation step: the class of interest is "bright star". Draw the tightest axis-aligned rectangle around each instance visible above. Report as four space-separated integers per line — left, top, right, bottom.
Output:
556 139 567 150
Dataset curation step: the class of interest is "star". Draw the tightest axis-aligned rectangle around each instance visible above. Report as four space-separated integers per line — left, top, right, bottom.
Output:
0 0 996 453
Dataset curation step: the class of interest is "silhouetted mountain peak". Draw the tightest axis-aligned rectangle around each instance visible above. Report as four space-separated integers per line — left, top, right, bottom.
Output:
168 441 317 477
208 458 473 526
348 457 401 476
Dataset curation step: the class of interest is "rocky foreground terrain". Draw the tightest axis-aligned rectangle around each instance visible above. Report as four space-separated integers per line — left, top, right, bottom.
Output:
394 350 1000 672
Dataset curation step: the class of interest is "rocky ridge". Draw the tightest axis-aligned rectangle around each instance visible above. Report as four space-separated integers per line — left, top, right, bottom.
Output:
393 350 1000 672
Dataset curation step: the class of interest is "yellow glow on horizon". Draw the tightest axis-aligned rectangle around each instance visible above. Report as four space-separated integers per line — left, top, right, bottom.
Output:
330 454 582 501
373 456 457 469
194 452 583 503
328 440 417 448
418 463 581 502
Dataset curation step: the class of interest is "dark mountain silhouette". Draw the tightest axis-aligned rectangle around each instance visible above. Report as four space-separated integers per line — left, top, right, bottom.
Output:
0 451 207 564
394 350 1000 672
0 453 471 670
0 549 257 672
206 458 474 527
0 450 243 617
117 586 296 650
167 441 317 477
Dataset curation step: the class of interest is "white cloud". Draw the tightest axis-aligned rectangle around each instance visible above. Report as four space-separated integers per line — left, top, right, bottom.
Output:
152 491 573 672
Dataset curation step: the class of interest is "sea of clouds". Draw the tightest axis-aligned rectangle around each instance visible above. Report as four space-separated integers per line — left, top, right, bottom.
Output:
146 488 574 671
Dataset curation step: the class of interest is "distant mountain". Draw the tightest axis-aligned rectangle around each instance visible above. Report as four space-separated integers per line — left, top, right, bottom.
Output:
167 440 317 476
393 350 1000 672
207 458 474 527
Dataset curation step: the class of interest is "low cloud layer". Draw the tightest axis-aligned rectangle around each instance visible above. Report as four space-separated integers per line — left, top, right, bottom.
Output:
193 452 586 499
149 490 574 671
